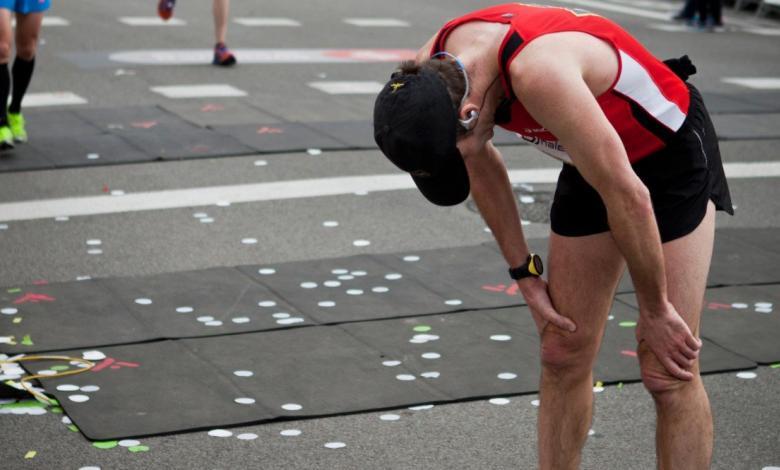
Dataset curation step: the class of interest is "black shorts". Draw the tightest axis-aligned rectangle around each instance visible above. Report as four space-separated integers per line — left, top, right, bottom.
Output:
550 84 734 243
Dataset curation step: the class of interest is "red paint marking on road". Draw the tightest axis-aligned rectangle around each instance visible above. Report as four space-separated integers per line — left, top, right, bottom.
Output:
200 104 224 112
481 283 520 296
621 350 637 357
92 357 140 372
190 145 210 153
13 293 55 304
102 184 110 193
257 126 283 135
31 280 48 286
130 120 158 129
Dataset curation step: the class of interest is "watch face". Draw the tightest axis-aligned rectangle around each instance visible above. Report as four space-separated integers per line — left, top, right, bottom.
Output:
529 254 543 276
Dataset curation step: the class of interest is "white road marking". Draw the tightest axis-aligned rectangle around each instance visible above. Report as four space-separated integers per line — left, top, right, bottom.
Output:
12 17 70 27
722 78 780 90
109 48 415 65
118 17 186 26
22 92 87 107
0 163 778 222
343 18 410 27
308 81 385 94
233 17 301 27
150 84 247 99
557 0 671 20
744 27 780 36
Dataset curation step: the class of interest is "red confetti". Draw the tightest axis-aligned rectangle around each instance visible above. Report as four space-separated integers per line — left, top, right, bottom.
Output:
256 126 283 135
13 293 55 304
621 350 637 357
130 120 158 129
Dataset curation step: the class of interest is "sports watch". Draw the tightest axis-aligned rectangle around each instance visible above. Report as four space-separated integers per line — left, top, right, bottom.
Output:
508 253 544 280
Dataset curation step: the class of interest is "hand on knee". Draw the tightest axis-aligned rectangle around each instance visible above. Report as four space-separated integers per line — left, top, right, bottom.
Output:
639 342 699 400
540 327 596 376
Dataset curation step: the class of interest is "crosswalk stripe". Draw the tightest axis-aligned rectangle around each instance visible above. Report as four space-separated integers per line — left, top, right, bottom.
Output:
343 18 410 27
22 92 87 107
0 162 778 222
722 78 780 90
118 17 186 26
233 17 301 27
150 84 247 99
308 81 385 94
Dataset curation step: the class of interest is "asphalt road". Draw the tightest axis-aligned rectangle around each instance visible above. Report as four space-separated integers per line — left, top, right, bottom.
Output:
1 0 779 469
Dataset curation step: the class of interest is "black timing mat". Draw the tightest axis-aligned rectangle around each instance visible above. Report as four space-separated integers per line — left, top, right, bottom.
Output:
26 301 755 440
211 122 345 154
303 120 378 149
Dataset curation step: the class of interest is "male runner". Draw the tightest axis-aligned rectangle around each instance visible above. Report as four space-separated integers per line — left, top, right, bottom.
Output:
0 0 48 148
157 0 237 66
373 4 732 469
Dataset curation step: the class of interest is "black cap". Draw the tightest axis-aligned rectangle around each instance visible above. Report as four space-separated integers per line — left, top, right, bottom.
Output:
373 68 470 206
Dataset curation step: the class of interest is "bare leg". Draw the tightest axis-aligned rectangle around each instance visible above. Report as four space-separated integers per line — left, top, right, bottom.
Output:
0 9 12 64
14 12 42 60
639 202 715 470
212 0 229 44
539 231 625 470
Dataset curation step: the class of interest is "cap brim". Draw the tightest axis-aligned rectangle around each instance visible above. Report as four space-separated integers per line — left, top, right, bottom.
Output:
410 148 470 206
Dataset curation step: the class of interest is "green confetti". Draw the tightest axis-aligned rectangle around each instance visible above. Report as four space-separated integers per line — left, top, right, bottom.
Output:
21 334 33 346
618 321 637 328
770 363 780 369
128 445 150 453
50 365 69 372
12 317 21 324
24 450 36 459
67 424 79 433
617 382 624 390
7 288 21 293
92 441 118 450
51 407 63 414
413 325 431 333
48 399 59 406
0 400 46 410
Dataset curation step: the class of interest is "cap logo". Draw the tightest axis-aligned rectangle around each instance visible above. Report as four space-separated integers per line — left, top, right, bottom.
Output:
390 82 405 93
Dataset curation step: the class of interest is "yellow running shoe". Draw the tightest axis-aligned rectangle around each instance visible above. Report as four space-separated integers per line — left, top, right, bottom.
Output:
7 112 26 143
0 125 14 149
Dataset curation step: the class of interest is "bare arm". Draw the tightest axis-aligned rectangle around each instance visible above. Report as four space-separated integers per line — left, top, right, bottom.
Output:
511 44 700 379
463 139 577 333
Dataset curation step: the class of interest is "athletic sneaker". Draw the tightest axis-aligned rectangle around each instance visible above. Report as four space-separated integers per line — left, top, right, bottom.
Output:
7 112 27 143
157 0 176 21
0 126 14 150
213 43 237 67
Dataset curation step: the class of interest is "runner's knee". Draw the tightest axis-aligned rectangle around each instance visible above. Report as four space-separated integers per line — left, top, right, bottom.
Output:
0 41 10 62
15 38 37 61
540 325 597 374
638 341 696 399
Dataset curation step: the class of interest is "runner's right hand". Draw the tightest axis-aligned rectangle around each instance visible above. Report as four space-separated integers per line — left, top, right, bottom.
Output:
517 276 577 335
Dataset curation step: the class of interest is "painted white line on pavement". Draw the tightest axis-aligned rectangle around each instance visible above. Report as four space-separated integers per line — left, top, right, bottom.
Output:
343 18 410 27
109 49 415 65
119 17 186 26
722 78 780 90
308 81 385 95
22 92 87 107
150 84 247 99
233 17 301 27
12 17 69 27
557 0 671 20
744 27 780 36
0 163 778 222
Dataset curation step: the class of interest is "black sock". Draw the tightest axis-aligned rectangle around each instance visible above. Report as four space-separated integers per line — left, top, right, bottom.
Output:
0 64 9 126
9 56 35 114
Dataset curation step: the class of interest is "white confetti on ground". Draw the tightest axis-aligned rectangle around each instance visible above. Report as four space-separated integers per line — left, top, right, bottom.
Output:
118 439 140 447
76 275 92 281
280 429 302 437
385 273 403 280
445 299 463 306
351 270 367 276
234 370 254 377
216 201 231 207
232 317 250 324
197 316 215 322
372 286 389 293
37 370 58 376
353 239 371 247
55 216 70 222
235 397 256 405
498 373 518 380
1 308 18 315
237 433 258 440
61 416 72 425
588 429 596 436
489 398 511 405
346 289 364 295
382 360 401 367
731 303 748 309
593 386 605 393
135 298 152 305
324 442 346 449
306 148 322 156
78 467 101 470
332 269 348 275
421 352 441 360
531 399 540 407
69 394 89 403
324 280 341 287
490 335 512 341
338 275 354 281
277 317 305 325
241 238 258 245
80 385 100 393
756 307 773 313
421 371 440 379
282 403 302 411
110 190 125 196
176 306 194 313
736 371 757 379
409 334 440 344
258 301 276 307
396 374 416 381
82 351 106 361
408 404 434 411
318 301 336 308
273 313 290 319
200 217 215 224
323 221 339 227
354 190 369 196
520 195 535 204
208 429 233 437
253 159 267 166
403 255 420 262
755 302 773 309
193 212 208 218
300 282 318 289
205 321 223 327
87 249 103 255
380 414 400 421
86 239 102 246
